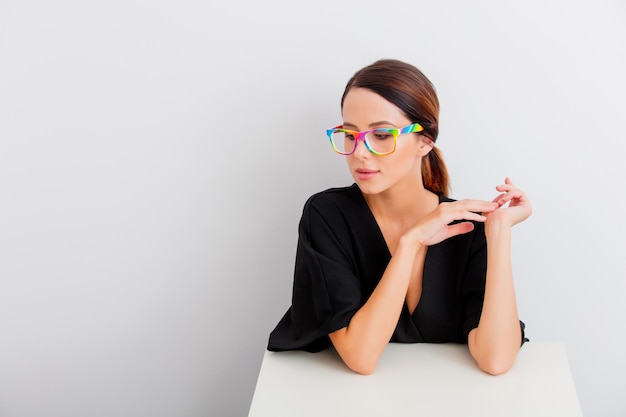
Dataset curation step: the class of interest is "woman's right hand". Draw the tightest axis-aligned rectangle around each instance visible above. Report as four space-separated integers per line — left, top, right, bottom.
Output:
403 200 499 247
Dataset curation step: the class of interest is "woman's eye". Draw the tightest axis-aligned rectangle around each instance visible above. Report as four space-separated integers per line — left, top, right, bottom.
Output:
373 132 393 140
345 133 356 141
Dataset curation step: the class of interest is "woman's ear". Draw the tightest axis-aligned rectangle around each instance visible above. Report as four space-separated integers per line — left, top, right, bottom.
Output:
417 136 434 157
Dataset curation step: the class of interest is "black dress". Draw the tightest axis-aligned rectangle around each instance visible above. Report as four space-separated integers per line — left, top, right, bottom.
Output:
268 184 525 352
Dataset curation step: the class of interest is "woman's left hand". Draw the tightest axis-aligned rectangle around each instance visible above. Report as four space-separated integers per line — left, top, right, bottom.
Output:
485 177 532 228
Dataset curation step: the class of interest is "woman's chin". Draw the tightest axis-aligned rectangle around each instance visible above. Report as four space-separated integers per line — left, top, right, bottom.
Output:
354 180 385 195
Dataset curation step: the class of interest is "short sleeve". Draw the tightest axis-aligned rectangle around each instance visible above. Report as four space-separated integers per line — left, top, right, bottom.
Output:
267 194 363 352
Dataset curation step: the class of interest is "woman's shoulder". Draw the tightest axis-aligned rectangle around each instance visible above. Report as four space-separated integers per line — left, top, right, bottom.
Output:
304 183 362 211
438 193 456 204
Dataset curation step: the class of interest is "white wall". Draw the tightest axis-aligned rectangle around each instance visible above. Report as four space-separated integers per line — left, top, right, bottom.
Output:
0 1 624 416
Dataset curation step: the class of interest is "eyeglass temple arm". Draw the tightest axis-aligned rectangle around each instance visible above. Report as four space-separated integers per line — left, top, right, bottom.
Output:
400 123 425 134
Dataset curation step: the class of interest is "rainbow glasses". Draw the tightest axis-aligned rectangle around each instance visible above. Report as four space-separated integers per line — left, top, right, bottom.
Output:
326 123 426 156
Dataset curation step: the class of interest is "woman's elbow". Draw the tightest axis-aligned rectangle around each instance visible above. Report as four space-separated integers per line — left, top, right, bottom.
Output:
330 330 380 375
346 359 377 375
468 331 519 375
477 357 515 376
338 350 379 375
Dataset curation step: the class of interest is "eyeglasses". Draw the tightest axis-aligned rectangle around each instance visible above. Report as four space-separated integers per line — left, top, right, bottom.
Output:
326 123 426 156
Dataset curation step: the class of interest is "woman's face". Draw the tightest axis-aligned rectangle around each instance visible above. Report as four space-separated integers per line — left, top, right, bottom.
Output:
341 87 431 195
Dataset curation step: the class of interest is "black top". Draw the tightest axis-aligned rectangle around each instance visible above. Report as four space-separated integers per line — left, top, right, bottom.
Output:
268 184 525 353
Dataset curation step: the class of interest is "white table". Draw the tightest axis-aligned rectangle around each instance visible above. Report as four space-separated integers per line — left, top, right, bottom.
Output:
248 342 582 417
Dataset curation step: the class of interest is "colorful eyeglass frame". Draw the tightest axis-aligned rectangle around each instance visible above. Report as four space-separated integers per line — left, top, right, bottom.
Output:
326 123 425 156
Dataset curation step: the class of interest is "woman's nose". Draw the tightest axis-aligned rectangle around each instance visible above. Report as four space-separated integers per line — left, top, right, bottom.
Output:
353 138 370 159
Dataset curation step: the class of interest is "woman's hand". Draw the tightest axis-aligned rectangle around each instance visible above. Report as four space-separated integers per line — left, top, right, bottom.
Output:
486 177 532 228
403 199 499 247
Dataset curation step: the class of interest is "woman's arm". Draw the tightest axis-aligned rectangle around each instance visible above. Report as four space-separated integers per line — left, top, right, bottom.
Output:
468 178 532 375
330 199 499 375
329 237 423 375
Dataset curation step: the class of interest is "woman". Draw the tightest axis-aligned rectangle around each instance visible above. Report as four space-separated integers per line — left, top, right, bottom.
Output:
268 59 531 376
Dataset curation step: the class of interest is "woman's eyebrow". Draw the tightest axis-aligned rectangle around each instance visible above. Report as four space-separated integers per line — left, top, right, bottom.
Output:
369 121 398 128
342 121 398 129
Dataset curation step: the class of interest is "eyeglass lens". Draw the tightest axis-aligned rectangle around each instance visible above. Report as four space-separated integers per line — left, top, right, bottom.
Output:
331 130 396 155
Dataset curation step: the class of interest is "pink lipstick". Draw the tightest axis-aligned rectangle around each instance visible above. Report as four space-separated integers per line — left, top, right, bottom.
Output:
356 168 379 180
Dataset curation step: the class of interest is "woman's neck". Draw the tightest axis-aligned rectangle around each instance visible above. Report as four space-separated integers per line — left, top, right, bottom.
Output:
362 178 437 225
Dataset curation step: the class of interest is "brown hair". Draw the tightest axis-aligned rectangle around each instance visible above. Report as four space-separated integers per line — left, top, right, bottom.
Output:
341 59 450 196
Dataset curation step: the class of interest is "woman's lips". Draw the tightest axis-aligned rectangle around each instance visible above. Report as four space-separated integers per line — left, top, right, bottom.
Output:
356 168 379 180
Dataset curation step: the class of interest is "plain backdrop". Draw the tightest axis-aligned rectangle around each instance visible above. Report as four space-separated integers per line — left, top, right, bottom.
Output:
1 1 625 416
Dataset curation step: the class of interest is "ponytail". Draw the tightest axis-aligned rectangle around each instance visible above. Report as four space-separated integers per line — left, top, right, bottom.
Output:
421 146 449 197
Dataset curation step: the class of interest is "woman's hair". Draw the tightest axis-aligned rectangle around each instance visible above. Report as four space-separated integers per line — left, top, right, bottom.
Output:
341 59 450 196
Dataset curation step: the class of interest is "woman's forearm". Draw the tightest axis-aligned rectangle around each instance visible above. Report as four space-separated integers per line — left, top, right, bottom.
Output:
329 238 425 375
468 222 521 375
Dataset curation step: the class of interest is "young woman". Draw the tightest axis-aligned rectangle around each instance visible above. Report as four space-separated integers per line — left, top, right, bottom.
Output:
268 59 531 376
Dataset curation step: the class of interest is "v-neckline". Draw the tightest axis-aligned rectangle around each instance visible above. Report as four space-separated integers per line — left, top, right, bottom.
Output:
353 184 445 258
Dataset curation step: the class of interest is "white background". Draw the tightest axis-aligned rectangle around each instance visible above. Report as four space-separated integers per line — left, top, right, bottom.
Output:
0 1 624 416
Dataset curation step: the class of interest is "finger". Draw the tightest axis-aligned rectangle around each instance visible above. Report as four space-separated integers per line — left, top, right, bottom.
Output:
462 211 489 222
495 186 526 201
436 202 495 223
435 204 493 225
496 177 518 189
492 193 507 206
495 183 519 193
497 190 527 206
452 200 499 213
446 221 475 237
445 206 497 221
